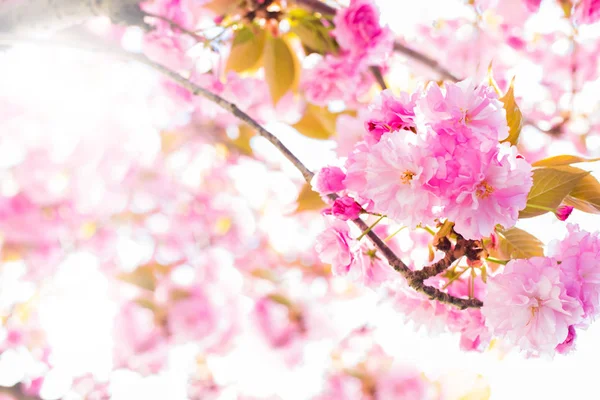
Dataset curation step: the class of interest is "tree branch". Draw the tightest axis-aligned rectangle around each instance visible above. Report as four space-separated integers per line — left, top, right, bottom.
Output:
133 54 482 309
0 0 146 35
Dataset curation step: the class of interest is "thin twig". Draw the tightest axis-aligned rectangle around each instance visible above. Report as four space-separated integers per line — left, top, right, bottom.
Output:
369 66 388 90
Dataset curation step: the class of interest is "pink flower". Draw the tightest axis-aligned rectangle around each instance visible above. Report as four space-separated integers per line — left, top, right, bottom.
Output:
555 205 574 221
253 296 303 348
576 0 600 24
556 325 577 354
302 54 372 106
324 195 362 221
112 302 168 375
315 219 355 275
523 0 542 12
142 32 192 72
364 90 417 145
416 80 509 150
335 109 370 156
332 0 393 64
355 132 440 228
548 224 600 320
344 142 370 195
376 367 429 400
441 144 532 239
311 166 346 195
482 257 584 356
167 287 219 345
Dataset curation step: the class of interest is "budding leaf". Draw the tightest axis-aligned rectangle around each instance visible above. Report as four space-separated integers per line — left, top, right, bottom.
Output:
499 77 522 146
226 26 266 73
263 34 300 104
519 166 589 218
293 104 338 139
488 227 544 262
531 154 600 168
295 183 326 213
563 172 600 214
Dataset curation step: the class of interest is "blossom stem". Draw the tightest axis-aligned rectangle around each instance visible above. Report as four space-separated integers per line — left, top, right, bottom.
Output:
384 226 406 242
417 224 436 236
485 257 509 265
441 267 468 290
356 215 385 241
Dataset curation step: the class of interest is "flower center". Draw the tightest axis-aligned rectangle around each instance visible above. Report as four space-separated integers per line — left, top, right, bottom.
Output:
400 170 416 184
475 181 494 199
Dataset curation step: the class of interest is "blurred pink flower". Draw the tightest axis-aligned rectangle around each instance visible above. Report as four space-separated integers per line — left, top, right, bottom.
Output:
332 0 393 64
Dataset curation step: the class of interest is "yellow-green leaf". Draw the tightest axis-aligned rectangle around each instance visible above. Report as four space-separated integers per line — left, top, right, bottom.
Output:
295 183 326 213
499 77 522 146
226 27 266 73
118 264 157 291
263 34 300 104
487 62 501 94
228 124 255 156
563 172 600 214
293 104 337 139
532 155 600 168
519 166 589 218
288 10 337 54
489 227 544 261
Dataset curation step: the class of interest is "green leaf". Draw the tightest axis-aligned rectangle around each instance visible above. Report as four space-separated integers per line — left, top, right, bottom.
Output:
263 34 300 104
288 9 337 54
226 26 266 73
519 166 589 218
532 155 600 168
295 183 326 213
293 104 337 139
499 77 522 146
489 227 544 261
563 172 600 214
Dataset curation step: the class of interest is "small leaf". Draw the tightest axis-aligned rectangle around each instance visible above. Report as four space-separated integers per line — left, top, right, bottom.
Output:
118 264 157 291
532 154 600 168
499 77 522 146
226 27 266 73
288 10 337 55
228 124 255 156
293 104 337 139
263 34 300 104
295 183 326 213
489 227 544 260
563 172 600 214
487 62 501 94
519 166 589 218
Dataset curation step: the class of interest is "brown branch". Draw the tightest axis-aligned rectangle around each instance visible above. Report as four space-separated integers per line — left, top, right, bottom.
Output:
136 55 482 309
392 41 460 82
369 66 388 90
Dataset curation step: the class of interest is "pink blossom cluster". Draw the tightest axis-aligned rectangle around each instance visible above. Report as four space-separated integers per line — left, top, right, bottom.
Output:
317 79 533 240
482 225 600 356
315 217 395 288
302 0 392 106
